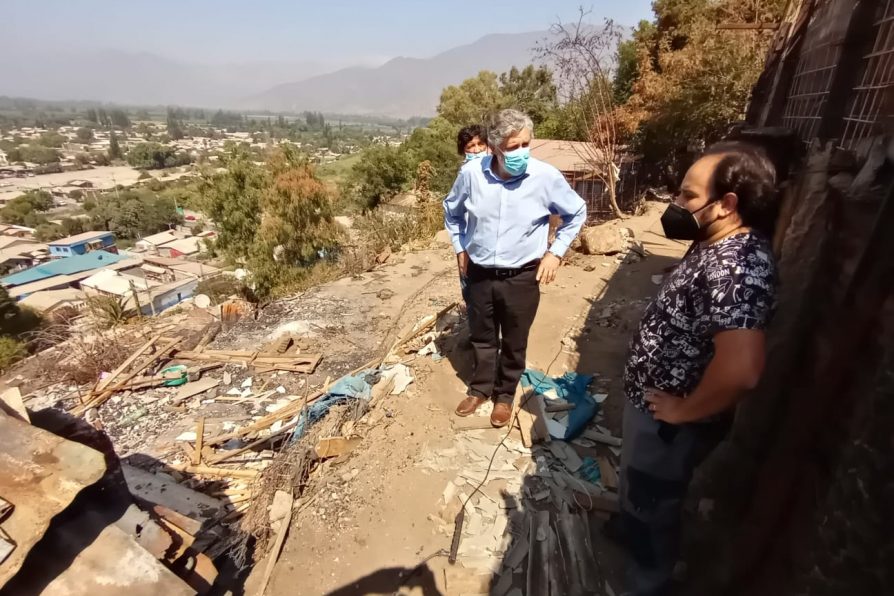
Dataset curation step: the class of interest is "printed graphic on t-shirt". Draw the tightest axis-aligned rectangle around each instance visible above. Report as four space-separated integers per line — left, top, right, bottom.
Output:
624 232 777 412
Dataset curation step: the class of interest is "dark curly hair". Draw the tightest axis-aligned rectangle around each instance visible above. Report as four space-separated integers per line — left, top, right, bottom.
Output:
704 141 778 234
456 125 485 156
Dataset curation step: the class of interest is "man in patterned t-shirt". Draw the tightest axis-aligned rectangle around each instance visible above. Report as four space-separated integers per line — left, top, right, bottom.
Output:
615 142 778 595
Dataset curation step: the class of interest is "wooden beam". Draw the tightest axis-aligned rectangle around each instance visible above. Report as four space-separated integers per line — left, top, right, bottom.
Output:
192 417 205 466
96 333 161 392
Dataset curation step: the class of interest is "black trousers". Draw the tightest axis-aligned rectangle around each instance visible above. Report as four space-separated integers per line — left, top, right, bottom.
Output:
465 261 540 403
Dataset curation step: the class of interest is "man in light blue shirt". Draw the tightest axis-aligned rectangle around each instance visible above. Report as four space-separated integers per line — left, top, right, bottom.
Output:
444 108 586 427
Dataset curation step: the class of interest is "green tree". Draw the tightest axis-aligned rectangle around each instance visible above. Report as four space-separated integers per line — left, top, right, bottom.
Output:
37 131 67 148
437 71 507 126
613 34 643 104
89 189 182 239
35 223 64 242
346 144 412 210
620 0 788 170
167 108 185 140
126 142 192 169
400 124 460 195
7 145 60 164
76 127 94 143
108 130 123 160
136 122 153 139
0 190 54 225
61 217 87 237
499 65 559 127
86 108 99 123
110 109 131 128
199 145 267 259
249 147 340 295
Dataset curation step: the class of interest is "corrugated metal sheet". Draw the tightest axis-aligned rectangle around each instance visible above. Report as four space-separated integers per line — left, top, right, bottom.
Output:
1 251 129 286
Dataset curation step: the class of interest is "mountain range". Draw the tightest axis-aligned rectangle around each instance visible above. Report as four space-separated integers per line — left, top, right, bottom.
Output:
0 31 548 118
244 31 548 117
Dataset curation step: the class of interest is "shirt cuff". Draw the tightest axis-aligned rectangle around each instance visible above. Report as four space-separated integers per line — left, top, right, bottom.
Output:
451 236 465 254
548 239 570 259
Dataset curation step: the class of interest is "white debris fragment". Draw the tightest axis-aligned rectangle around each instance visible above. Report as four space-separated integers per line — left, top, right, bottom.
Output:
381 364 414 395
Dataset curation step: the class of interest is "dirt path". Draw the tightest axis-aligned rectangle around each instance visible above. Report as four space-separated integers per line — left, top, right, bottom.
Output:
249 203 686 595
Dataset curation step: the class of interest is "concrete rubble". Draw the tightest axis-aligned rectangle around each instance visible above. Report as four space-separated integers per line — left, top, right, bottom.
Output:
2 289 454 593
420 387 624 594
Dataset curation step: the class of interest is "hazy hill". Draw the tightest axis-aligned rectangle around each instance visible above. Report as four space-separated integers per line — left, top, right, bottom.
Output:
245 31 549 117
0 30 548 115
0 50 333 108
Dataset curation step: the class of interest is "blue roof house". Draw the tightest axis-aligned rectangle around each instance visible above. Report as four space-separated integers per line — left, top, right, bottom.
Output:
49 231 117 257
2 250 129 288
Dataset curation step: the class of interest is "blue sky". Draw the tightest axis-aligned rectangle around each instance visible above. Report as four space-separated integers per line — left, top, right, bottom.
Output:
3 0 654 65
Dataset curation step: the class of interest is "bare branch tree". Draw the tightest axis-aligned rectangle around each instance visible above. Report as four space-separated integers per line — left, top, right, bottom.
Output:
536 8 626 218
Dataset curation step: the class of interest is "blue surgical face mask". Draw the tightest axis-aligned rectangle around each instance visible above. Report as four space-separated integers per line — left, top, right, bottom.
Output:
501 146 530 176
464 152 485 162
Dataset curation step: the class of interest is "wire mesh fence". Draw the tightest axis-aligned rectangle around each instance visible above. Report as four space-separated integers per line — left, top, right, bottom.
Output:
841 0 894 149
766 0 893 150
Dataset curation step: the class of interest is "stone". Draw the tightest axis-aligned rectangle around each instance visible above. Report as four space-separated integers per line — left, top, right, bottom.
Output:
579 225 626 255
433 229 452 246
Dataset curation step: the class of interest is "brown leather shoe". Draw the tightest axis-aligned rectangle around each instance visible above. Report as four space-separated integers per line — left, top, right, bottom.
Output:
490 402 512 428
455 395 488 417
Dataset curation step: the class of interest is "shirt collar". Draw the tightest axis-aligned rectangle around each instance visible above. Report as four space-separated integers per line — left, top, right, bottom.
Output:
482 155 529 184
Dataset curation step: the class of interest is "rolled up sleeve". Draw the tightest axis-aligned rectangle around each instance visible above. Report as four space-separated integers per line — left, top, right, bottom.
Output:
443 170 470 254
548 172 587 258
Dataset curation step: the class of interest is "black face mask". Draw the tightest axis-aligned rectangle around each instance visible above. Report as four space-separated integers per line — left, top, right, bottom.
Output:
660 200 716 240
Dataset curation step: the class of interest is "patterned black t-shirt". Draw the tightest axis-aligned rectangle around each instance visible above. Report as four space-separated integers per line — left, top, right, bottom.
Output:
624 231 777 413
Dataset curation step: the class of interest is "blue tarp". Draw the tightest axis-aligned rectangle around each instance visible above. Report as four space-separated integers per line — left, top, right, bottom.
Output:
520 369 598 441
290 369 377 441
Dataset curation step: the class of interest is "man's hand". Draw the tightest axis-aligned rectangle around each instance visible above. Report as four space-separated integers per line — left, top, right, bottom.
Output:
457 251 469 277
537 252 561 285
644 388 689 424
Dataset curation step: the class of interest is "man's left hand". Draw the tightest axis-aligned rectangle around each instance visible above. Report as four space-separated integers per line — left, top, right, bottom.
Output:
537 252 561 285
644 388 689 424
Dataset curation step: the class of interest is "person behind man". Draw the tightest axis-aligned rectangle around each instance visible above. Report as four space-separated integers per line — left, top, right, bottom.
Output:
457 124 488 162
443 109 586 427
617 141 778 595
455 125 488 306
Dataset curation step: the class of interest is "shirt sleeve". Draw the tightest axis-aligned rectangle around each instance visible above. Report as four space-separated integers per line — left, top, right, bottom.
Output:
547 171 587 258
443 169 469 255
699 245 776 335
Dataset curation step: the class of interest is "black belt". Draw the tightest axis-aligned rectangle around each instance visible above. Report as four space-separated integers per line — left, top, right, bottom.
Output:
468 259 540 279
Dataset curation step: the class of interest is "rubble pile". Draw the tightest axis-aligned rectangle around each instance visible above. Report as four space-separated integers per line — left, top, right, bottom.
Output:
2 295 457 593
422 385 624 595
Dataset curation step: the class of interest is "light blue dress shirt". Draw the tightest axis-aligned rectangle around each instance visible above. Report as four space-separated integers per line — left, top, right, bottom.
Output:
443 155 587 268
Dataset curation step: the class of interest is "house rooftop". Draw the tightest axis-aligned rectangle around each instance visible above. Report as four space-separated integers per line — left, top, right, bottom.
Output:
530 139 603 174
138 231 180 246
160 237 204 255
82 269 152 296
2 250 130 287
48 230 114 247
19 288 86 312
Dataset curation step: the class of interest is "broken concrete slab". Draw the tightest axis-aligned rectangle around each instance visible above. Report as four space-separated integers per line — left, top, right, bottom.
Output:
42 524 194 596
172 377 221 405
0 413 106 586
121 464 224 524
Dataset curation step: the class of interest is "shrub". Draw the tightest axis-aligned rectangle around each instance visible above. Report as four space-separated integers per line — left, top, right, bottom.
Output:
195 276 249 305
0 337 26 373
86 295 130 329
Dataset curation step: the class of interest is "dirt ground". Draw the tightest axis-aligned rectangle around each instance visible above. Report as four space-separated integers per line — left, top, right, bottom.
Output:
244 203 687 596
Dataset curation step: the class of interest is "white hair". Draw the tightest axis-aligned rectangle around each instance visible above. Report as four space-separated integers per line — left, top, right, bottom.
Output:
487 109 534 149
